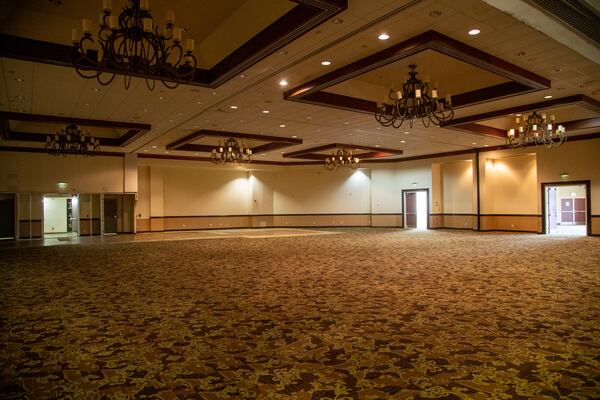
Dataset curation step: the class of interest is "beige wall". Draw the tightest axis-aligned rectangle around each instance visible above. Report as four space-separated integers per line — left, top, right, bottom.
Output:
481 154 538 215
3 138 600 235
0 152 127 194
441 160 474 214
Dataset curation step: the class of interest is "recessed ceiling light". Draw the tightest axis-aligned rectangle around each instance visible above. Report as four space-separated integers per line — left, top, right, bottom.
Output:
262 110 270 114
143 149 148 152
401 140 406 143
472 142 477 145
516 113 522 117
143 108 148 112
212 91 217 95
321 60 331 66
279 79 288 86
468 29 480 36
84 103 90 106
159 96 164 100
165 151 169 154
230 105 238 109
292 135 297 138
280 124 286 128
378 33 390 40
152 145 157 149
484 145 489 147
196 101 202 104
544 95 553 99
169 119 174 122
375 144 380 147
14 78 24 82
343 122 349 125
239 74 245 78
177 112 184 115
403 131 410 134
93 88 100 92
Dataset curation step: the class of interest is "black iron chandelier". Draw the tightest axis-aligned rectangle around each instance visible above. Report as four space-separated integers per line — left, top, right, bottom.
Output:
375 64 454 129
45 124 101 156
71 0 197 90
210 138 253 165
324 149 360 171
507 111 566 148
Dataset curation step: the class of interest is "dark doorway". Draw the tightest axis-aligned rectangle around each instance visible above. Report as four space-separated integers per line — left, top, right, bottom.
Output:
104 197 118 235
0 194 16 240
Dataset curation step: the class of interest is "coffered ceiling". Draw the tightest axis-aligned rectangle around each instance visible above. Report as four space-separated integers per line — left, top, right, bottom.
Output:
0 0 599 164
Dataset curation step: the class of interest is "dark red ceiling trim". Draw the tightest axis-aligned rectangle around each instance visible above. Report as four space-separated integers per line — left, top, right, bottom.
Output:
0 111 152 147
0 1 346 89
283 142 403 160
441 95 600 139
166 129 303 154
2 132 599 164
442 95 600 127
284 30 550 114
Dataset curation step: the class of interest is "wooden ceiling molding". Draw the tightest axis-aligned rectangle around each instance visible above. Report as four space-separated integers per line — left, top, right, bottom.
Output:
283 143 403 160
283 30 550 114
166 129 303 154
441 94 600 139
0 0 347 89
0 111 151 147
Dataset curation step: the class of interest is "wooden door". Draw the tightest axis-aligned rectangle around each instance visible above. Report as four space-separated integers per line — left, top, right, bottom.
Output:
560 198 573 223
574 197 586 225
103 197 118 234
405 192 417 228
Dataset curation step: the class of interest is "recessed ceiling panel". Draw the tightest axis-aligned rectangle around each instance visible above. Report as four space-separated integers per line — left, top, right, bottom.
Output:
325 49 510 103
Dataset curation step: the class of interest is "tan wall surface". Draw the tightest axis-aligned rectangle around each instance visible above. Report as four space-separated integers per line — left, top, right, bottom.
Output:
441 160 474 214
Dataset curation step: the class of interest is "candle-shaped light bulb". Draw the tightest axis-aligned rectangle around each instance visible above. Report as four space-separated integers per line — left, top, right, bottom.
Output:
415 89 422 98
542 113 547 120
143 18 153 32
140 0 149 10
109 15 118 29
533 124 537 131
71 28 80 43
102 0 112 12
431 89 438 98
172 28 181 42
184 38 194 52
519 126 524 133
551 114 556 121
219 147 223 153
82 19 92 34
547 123 552 131
508 128 515 137
212 149 216 154
166 10 175 24
396 90 402 99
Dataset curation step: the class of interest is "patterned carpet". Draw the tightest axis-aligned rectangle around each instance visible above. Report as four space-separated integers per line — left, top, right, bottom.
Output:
1 229 599 399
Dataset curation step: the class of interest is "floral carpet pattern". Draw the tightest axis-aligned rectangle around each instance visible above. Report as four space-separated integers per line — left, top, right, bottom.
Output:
1 229 599 399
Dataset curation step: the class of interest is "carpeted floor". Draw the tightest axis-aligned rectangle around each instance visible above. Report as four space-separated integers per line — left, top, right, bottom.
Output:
1 229 599 399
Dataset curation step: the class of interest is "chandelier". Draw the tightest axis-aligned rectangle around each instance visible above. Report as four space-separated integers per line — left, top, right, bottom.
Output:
324 149 360 171
45 124 101 156
210 138 253 165
375 64 454 129
71 0 197 90
507 111 566 148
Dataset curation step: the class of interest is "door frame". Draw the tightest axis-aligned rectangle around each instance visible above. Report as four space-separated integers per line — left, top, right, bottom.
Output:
541 180 591 236
42 193 80 238
402 188 430 229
